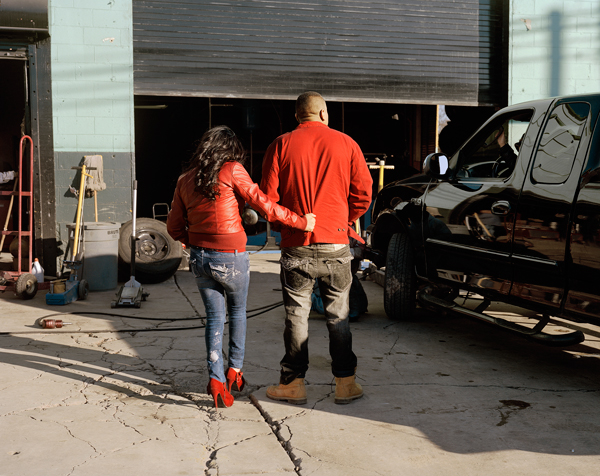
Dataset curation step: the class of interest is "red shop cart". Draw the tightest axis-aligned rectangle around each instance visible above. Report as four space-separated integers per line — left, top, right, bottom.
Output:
0 135 48 299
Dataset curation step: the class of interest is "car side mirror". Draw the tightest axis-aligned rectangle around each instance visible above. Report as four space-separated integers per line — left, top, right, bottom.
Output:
423 153 449 178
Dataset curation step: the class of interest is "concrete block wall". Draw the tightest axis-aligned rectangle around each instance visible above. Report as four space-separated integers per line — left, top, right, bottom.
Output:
49 0 134 258
509 0 600 105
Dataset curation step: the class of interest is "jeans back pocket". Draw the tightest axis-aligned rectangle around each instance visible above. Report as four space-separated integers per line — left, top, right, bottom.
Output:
280 256 313 292
325 257 353 292
208 262 235 283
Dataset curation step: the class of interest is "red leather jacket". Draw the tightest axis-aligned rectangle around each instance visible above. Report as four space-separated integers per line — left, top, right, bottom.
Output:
167 161 307 251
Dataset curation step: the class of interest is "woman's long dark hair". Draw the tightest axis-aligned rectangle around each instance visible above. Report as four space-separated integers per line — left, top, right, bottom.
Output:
184 125 246 200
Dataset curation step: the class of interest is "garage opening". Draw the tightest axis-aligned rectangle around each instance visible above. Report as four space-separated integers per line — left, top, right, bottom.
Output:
0 58 28 256
134 95 439 243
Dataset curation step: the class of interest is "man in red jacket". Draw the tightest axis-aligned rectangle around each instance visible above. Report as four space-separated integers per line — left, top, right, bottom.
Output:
260 91 373 405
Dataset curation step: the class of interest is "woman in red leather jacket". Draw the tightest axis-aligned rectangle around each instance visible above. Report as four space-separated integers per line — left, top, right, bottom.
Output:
167 126 315 408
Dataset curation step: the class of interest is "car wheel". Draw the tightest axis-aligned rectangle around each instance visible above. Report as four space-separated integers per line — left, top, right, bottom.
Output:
15 273 37 300
384 233 416 320
118 218 182 284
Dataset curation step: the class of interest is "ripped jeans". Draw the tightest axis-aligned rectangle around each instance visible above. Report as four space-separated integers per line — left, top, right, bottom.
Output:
279 244 357 384
189 247 250 383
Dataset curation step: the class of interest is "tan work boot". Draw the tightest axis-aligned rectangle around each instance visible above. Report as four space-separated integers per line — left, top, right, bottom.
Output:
266 378 307 405
334 375 363 404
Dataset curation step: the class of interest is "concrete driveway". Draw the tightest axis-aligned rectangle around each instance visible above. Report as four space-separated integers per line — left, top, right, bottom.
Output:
1 252 599 475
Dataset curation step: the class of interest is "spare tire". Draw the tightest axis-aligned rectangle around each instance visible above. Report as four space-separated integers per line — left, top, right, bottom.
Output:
118 218 182 284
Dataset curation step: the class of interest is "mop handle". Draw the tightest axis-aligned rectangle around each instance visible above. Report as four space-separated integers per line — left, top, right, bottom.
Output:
131 180 137 277
72 165 93 259
0 179 17 252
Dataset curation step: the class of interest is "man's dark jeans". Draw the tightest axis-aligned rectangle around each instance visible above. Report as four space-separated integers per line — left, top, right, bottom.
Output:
279 244 357 384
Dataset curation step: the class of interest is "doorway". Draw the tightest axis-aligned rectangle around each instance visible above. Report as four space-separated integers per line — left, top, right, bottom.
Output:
0 58 27 254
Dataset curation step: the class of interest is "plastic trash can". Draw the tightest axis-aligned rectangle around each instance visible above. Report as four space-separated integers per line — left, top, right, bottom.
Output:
67 222 120 291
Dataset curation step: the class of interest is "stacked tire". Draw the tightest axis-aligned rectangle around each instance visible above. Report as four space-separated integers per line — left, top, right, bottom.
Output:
118 218 182 284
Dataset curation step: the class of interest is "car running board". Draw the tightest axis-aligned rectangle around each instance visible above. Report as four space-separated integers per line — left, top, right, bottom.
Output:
417 290 585 347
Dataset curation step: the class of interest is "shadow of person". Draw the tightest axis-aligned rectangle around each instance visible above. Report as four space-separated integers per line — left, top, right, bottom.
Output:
0 333 214 409
250 303 600 457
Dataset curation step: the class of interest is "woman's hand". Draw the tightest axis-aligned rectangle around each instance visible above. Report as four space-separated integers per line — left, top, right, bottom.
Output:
304 213 316 232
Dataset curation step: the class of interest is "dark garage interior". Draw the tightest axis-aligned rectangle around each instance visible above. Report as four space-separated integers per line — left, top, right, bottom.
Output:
0 59 27 253
133 95 439 227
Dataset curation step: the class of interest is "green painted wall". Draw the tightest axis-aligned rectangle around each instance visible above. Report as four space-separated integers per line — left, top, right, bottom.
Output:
509 0 600 105
48 0 134 258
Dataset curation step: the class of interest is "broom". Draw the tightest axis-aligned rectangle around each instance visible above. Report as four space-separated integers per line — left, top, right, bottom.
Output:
0 175 17 253
83 155 106 222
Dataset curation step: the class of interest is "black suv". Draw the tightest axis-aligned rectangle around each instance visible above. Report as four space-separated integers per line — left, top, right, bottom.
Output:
366 93 600 346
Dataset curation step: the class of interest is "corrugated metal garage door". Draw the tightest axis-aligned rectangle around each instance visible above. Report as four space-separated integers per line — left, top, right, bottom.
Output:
133 0 504 106
0 0 48 34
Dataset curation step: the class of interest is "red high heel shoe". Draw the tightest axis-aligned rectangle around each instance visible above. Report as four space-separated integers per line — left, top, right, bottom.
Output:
207 378 234 408
226 368 246 392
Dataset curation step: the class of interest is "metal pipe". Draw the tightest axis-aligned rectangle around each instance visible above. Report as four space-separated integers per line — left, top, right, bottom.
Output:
131 180 138 278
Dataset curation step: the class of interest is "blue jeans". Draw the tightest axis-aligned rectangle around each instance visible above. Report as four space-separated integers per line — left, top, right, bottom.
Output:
279 244 357 384
189 247 250 383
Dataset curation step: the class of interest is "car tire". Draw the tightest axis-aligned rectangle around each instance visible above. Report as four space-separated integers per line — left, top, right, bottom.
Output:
118 218 182 284
384 232 416 320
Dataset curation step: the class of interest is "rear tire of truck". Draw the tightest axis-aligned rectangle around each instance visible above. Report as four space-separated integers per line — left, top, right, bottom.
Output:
384 232 416 320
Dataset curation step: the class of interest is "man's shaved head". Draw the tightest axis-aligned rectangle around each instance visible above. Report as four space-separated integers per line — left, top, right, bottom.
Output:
295 91 327 123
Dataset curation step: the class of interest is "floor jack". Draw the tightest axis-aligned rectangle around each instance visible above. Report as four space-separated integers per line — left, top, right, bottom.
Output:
45 261 89 305
112 180 149 308
46 165 91 305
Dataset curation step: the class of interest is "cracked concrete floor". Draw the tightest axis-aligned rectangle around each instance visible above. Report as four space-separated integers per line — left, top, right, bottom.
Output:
1 252 600 475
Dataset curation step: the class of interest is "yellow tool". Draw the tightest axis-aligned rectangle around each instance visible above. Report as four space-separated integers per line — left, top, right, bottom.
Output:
72 165 93 259
45 165 93 305
368 158 395 193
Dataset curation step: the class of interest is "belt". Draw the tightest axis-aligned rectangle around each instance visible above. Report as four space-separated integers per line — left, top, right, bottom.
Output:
190 245 237 253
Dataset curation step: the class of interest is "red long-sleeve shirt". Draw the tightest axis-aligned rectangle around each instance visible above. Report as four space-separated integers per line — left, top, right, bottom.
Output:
260 121 373 247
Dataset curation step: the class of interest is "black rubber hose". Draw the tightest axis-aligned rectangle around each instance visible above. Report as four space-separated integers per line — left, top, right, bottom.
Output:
0 301 284 336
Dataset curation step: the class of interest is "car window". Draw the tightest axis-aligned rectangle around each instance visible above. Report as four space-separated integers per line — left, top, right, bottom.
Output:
531 102 590 184
454 110 533 180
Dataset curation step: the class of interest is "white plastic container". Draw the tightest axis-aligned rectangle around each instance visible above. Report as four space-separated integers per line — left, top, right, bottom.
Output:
66 222 119 291
32 258 44 282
